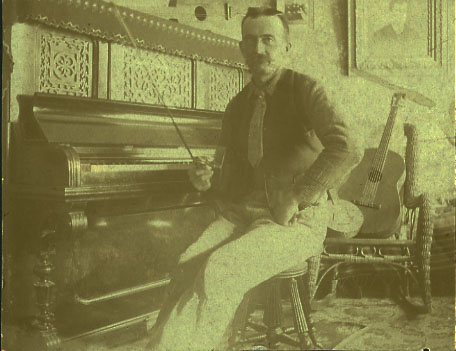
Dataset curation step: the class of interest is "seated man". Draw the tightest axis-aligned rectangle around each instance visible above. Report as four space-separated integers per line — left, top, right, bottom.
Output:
146 7 360 351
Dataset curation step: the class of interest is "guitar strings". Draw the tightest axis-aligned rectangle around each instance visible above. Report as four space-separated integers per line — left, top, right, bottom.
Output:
371 99 402 202
367 103 398 202
375 101 401 186
362 96 402 204
362 125 386 203
370 113 394 200
362 111 392 203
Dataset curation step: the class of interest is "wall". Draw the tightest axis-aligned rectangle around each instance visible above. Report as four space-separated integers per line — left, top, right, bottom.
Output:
125 0 454 200
287 0 454 200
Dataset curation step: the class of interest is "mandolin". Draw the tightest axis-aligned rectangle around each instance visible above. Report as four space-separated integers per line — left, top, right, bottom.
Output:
338 93 406 238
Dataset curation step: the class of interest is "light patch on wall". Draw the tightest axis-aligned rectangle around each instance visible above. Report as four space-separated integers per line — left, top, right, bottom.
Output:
92 218 108 228
147 219 173 228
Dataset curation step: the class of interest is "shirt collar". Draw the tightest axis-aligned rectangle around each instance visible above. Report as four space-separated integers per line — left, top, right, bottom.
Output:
247 68 284 99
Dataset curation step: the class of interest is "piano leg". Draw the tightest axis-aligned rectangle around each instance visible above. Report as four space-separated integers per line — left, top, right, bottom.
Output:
22 221 62 350
23 210 87 351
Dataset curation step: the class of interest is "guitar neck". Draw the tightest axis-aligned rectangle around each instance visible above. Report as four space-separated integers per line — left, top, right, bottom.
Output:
372 94 404 173
360 93 404 207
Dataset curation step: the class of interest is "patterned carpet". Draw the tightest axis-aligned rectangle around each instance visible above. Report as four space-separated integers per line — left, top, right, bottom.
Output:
4 296 453 350
77 296 454 351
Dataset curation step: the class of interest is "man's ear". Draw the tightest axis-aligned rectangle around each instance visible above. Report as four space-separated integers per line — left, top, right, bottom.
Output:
285 42 292 52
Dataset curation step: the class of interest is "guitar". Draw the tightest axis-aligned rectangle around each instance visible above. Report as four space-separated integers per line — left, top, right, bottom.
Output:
338 93 406 238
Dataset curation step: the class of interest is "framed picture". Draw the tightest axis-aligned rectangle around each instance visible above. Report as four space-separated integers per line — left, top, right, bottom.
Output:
348 0 444 71
274 0 314 27
285 1 314 27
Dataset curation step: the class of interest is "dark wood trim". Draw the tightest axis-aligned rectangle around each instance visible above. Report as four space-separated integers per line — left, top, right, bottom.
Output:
18 93 224 120
92 40 99 98
191 59 197 109
107 42 112 100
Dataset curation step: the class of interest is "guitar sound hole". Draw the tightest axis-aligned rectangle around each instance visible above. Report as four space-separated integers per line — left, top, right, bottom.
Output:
368 169 382 182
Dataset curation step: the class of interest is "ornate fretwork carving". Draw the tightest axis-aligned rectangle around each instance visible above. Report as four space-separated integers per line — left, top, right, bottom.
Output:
23 0 245 68
111 45 192 108
38 31 92 97
208 64 240 112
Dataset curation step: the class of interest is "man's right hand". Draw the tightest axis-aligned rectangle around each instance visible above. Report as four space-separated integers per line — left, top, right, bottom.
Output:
188 160 214 191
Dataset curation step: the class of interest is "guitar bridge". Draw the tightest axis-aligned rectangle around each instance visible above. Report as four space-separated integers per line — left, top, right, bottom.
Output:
352 199 381 210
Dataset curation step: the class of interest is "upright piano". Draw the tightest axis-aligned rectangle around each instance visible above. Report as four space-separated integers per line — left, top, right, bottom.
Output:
8 93 225 349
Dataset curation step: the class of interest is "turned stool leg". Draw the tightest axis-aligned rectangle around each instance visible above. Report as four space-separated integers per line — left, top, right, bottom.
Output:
263 279 282 348
331 265 339 296
298 277 322 349
235 263 323 350
289 277 313 350
403 261 411 297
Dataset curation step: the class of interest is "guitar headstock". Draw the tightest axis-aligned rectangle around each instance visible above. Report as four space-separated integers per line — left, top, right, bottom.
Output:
391 93 406 108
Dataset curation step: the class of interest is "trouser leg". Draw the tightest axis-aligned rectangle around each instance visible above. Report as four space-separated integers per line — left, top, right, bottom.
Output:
159 226 325 349
146 216 238 350
179 215 239 264
153 201 329 351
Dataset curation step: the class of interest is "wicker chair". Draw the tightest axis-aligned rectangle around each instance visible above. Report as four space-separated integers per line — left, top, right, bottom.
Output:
317 123 434 313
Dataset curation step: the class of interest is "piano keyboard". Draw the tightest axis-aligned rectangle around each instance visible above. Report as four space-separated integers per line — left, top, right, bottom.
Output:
88 161 192 172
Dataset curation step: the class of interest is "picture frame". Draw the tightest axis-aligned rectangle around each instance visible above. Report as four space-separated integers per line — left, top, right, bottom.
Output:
274 0 314 28
284 0 315 28
348 0 445 71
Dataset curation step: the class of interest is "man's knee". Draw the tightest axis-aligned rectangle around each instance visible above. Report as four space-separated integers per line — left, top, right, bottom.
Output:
203 250 246 301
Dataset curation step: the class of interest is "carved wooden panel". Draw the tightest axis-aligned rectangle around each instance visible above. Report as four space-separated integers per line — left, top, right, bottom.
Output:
196 62 241 111
208 64 241 111
111 44 192 108
37 30 92 97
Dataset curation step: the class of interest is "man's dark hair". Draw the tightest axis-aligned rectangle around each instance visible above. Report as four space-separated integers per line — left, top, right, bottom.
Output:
241 7 290 40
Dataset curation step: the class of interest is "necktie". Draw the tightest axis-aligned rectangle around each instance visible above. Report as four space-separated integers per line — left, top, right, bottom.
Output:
248 91 266 168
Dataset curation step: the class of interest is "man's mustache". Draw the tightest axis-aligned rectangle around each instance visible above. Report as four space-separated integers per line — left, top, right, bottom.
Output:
248 55 270 64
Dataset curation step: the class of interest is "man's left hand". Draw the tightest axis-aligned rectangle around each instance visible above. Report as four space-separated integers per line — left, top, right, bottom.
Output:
269 189 300 226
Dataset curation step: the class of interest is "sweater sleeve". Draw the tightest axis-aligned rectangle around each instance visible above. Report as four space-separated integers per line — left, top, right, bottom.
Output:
293 78 362 205
210 99 235 203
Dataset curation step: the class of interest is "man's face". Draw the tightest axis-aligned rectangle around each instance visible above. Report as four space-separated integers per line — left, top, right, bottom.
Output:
239 16 290 81
390 2 408 34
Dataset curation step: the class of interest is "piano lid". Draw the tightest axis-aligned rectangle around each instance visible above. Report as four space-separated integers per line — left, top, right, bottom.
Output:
13 94 225 202
17 93 222 149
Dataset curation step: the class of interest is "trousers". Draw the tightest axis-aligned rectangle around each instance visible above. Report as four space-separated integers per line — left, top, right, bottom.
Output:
146 191 331 351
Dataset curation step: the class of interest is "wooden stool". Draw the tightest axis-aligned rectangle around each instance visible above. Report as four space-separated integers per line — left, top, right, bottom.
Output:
236 260 322 350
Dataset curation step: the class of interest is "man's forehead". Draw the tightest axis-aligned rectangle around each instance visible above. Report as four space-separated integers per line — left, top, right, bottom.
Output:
242 16 286 38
